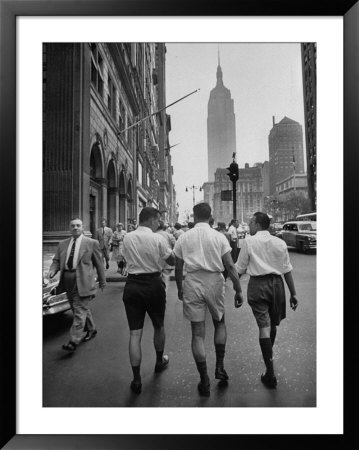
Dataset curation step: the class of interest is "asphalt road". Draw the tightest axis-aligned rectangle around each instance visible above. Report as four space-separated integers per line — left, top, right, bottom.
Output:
43 249 316 407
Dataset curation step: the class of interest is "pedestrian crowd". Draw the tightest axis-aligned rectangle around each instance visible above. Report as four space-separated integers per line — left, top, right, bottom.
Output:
48 203 298 397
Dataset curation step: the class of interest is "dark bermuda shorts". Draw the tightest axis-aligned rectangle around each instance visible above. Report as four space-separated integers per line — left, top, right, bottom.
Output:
247 274 286 328
123 273 166 330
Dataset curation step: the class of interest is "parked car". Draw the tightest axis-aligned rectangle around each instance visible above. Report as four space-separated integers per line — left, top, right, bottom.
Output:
276 221 316 253
43 254 71 316
269 222 283 236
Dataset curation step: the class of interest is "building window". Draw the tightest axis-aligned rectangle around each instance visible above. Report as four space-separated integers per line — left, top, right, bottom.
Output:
90 44 104 98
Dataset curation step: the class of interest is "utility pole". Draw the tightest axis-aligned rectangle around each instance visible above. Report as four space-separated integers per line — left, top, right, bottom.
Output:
226 153 239 220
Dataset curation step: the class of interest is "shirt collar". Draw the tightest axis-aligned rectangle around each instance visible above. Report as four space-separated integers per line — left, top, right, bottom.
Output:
194 222 210 228
71 233 83 244
137 225 153 233
255 230 271 236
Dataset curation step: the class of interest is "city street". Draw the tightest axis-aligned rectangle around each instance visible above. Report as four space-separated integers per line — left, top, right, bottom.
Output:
43 249 316 408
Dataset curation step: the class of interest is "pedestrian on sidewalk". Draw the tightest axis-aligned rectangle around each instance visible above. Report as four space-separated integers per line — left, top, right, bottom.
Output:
111 222 127 274
122 207 175 394
174 203 243 397
95 218 113 269
228 219 239 263
156 220 176 293
235 212 299 389
48 218 106 352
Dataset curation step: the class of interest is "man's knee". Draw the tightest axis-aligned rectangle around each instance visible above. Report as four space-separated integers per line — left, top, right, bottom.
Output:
130 329 143 337
191 321 205 337
212 314 225 328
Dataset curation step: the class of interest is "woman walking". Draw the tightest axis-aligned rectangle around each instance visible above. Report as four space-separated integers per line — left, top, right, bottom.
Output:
111 223 127 274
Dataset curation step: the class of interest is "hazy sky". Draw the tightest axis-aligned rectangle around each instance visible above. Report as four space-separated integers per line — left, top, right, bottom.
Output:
165 43 305 221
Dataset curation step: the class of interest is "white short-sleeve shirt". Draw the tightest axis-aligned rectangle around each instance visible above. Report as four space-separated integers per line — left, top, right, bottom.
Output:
235 230 293 276
123 226 173 274
173 222 231 273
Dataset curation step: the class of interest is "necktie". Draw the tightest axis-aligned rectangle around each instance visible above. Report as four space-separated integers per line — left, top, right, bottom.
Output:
67 239 76 270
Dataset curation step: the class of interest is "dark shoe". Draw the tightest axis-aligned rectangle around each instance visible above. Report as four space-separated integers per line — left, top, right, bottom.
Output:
83 329 97 342
215 367 229 381
261 372 277 389
130 379 142 394
154 354 169 373
106 262 109 269
62 342 77 352
197 381 210 397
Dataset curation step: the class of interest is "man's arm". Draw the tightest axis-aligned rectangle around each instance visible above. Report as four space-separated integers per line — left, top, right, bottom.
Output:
283 271 298 310
92 241 106 289
222 251 244 308
165 252 175 267
48 245 61 279
174 257 185 300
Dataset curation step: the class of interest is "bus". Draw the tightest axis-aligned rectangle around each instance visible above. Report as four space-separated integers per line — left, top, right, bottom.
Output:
296 212 316 221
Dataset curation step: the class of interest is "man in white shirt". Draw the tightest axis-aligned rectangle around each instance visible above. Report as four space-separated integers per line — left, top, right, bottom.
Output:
228 219 239 262
122 207 175 394
49 218 106 352
95 218 113 269
174 203 243 397
235 212 299 389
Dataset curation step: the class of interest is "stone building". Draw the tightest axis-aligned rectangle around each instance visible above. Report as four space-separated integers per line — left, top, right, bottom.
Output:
301 43 317 211
208 163 264 226
268 116 305 196
43 43 175 250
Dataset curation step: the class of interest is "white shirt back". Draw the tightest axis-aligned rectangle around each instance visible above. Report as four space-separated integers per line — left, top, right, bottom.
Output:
123 226 173 274
173 222 231 273
235 230 293 276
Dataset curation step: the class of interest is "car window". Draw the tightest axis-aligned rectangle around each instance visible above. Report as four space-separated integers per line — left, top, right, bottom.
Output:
292 225 298 231
299 223 314 231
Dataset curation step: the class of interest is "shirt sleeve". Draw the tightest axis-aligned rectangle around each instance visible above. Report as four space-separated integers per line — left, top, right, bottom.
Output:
235 238 249 274
158 235 173 260
173 237 183 259
282 246 293 273
220 233 231 256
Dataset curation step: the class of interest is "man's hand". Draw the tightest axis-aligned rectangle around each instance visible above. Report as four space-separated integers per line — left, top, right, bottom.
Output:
178 289 183 301
290 294 298 311
234 291 244 308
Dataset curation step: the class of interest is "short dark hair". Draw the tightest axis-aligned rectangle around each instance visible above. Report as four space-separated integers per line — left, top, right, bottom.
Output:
187 221 195 229
139 207 160 224
193 202 211 221
253 212 270 230
174 222 182 230
217 222 226 230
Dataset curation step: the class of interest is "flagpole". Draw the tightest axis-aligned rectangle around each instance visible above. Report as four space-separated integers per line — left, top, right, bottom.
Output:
117 89 200 136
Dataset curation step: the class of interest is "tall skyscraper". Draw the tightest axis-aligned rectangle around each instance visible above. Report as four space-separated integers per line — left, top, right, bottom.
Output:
207 52 236 182
268 116 304 195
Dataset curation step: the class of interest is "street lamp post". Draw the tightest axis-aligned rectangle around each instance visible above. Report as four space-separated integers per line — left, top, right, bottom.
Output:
185 185 202 207
226 153 239 220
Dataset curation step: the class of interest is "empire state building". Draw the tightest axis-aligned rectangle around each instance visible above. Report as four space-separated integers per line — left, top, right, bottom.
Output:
207 55 236 181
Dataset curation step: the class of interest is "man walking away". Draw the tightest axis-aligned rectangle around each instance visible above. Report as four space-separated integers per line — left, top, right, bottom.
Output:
95 218 113 269
235 212 298 388
48 218 106 352
174 203 243 397
122 207 175 394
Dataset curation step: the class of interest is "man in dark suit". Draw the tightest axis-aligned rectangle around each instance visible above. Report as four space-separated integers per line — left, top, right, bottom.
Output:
95 218 113 269
49 218 106 352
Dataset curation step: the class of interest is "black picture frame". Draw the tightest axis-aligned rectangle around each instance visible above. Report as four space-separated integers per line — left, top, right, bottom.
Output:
1 0 356 448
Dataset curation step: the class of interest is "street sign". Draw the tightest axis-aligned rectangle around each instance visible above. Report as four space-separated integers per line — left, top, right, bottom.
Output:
221 190 232 201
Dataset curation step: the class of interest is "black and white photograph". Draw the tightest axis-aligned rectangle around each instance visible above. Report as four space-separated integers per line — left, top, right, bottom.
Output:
42 42 316 409
3 6 353 447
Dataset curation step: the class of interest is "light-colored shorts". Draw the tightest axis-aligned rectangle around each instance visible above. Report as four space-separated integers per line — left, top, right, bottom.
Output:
183 270 225 322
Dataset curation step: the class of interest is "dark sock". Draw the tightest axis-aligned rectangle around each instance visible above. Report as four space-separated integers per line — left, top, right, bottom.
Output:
131 365 141 381
259 338 274 377
195 360 209 384
156 350 164 364
215 343 226 369
270 328 277 346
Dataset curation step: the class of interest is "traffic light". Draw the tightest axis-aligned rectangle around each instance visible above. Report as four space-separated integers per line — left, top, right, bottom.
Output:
226 161 239 183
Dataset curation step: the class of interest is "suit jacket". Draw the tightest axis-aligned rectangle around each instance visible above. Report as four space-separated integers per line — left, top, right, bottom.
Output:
50 236 106 297
95 226 113 249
